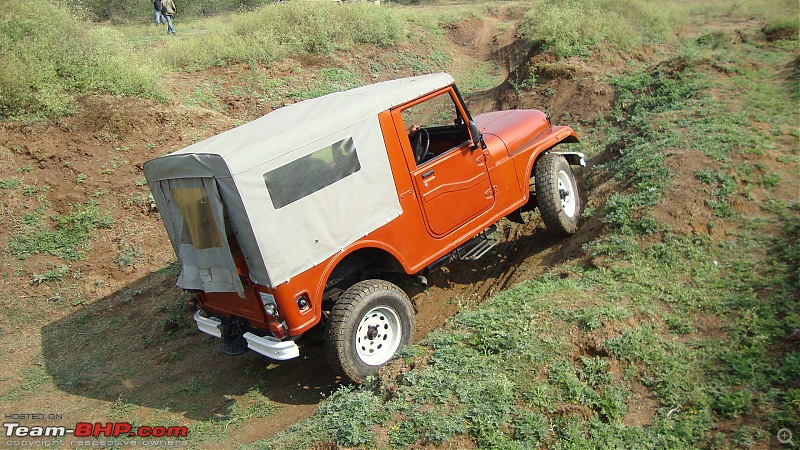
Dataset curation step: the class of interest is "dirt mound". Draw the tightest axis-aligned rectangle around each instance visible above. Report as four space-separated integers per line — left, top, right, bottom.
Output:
465 38 627 124
0 96 235 300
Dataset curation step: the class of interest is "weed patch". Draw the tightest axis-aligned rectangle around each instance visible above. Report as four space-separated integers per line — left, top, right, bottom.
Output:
289 69 362 100
0 178 21 189
318 386 389 447
593 58 710 234
7 201 113 261
2 364 51 402
114 239 144 267
30 265 70 285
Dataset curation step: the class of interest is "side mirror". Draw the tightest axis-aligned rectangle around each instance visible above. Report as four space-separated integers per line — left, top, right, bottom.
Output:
469 120 484 150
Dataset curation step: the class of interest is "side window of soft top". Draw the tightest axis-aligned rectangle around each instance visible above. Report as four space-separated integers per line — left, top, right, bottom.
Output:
263 137 361 209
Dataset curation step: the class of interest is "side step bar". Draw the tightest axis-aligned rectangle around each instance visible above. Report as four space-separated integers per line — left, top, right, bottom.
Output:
454 239 498 260
423 225 499 273
452 225 498 261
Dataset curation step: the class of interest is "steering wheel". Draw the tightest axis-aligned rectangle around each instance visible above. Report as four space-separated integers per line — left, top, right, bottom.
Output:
411 127 430 164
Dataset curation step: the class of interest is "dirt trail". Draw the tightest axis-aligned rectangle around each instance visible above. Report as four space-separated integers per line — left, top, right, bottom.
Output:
0 7 619 446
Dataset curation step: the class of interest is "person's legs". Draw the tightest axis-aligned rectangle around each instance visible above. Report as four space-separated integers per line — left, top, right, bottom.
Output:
165 15 174 34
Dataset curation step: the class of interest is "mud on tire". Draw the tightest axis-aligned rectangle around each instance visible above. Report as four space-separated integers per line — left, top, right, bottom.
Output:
324 279 415 383
535 153 581 236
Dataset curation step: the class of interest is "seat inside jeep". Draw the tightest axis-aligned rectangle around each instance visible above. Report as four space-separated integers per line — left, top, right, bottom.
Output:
427 124 470 153
402 90 472 165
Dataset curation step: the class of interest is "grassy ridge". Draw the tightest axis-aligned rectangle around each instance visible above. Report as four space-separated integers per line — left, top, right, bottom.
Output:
162 2 404 69
83 0 448 23
0 0 162 120
518 0 798 58
85 0 273 23
518 0 681 57
5 0 795 121
0 0 415 120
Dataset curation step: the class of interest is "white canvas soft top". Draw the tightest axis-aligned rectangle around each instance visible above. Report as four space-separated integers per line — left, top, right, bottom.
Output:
145 73 456 291
163 72 455 175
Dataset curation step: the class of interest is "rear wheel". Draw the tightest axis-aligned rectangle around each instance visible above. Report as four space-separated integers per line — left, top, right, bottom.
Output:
325 279 414 383
535 153 581 236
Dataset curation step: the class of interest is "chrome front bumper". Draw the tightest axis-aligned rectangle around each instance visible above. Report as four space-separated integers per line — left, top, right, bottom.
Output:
192 311 299 361
552 151 587 167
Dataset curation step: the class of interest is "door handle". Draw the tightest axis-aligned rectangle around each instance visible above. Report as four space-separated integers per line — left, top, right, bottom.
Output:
422 170 435 179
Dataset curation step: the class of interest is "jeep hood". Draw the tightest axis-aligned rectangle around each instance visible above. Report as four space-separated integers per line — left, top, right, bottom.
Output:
474 110 551 154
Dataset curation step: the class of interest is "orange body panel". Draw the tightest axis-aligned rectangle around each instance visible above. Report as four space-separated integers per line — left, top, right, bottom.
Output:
198 84 578 337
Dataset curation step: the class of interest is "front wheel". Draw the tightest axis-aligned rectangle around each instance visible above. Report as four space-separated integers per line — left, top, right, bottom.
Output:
535 153 581 236
325 279 415 383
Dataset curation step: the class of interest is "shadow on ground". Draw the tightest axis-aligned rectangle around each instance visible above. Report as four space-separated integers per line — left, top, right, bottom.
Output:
41 265 341 420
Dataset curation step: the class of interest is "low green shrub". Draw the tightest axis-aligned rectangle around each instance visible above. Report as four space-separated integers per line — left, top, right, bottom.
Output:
163 2 403 69
518 0 680 57
0 0 162 120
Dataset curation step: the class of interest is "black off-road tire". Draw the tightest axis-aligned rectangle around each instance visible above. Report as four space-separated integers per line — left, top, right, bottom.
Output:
534 153 581 236
325 279 415 383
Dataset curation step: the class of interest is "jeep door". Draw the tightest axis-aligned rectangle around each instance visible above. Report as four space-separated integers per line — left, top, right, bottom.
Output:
398 89 494 237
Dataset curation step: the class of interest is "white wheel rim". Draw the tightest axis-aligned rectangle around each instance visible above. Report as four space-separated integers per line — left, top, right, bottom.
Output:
557 169 577 218
355 306 403 366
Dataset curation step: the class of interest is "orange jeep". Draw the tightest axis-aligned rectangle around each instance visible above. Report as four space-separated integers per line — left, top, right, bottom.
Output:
143 73 583 382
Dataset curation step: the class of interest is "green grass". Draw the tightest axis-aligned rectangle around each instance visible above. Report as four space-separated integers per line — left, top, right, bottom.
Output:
518 0 681 58
6 201 114 262
1 0 796 447
685 0 799 31
187 84 223 111
30 265 70 285
114 238 144 267
591 55 713 233
160 2 405 71
453 60 503 94
85 0 273 23
5 0 796 123
2 364 51 402
317 386 390 447
176 384 281 443
289 68 363 100
517 0 797 60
